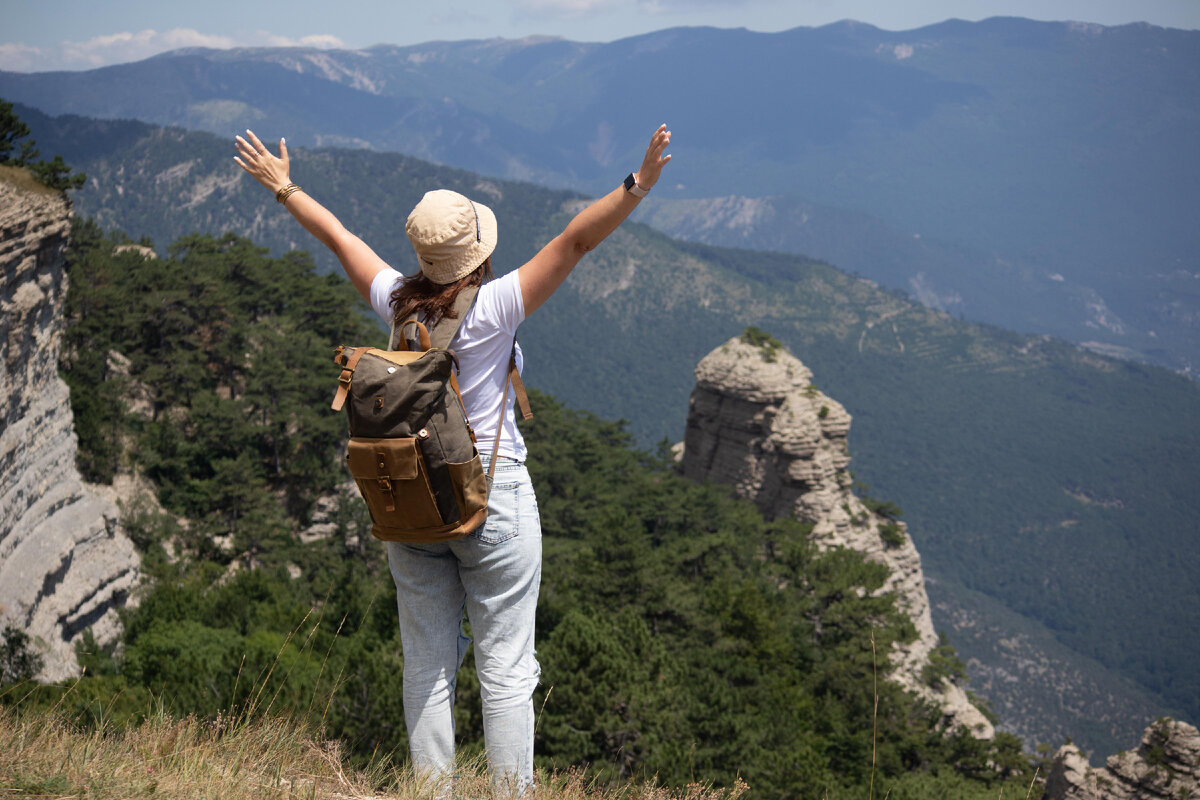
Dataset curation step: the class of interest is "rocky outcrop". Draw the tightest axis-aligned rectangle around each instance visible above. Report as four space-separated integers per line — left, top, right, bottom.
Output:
0 169 139 681
1047 719 1200 800
679 333 994 737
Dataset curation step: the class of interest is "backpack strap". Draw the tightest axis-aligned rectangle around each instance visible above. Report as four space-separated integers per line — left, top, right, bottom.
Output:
331 345 371 412
392 286 480 351
487 343 534 481
509 353 532 421
431 287 479 350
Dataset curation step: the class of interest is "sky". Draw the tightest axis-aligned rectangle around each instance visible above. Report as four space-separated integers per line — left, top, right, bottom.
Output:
3 0 1199 72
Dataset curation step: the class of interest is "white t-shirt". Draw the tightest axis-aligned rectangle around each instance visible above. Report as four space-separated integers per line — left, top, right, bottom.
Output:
370 268 528 461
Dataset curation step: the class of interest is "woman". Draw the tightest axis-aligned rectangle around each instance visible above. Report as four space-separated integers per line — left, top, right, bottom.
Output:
234 124 672 793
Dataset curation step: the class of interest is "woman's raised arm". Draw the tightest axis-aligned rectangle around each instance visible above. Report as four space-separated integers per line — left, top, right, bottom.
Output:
234 130 389 302
517 124 671 316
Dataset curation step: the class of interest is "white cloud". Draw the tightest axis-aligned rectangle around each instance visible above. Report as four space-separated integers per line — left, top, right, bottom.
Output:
0 42 43 72
0 28 345 73
257 33 348 49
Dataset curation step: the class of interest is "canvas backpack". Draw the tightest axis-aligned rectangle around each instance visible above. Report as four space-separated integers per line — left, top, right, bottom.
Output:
330 287 531 543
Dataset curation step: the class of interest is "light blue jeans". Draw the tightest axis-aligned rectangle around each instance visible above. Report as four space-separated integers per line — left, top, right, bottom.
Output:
385 456 542 795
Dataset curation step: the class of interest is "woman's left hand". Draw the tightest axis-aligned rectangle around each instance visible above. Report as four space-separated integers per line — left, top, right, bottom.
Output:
234 129 291 195
632 124 672 192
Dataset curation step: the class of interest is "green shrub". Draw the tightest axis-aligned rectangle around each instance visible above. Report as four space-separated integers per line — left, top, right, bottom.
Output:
0 626 43 684
879 522 905 547
740 326 783 362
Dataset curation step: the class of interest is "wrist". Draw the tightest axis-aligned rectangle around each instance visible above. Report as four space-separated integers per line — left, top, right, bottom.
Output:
275 183 302 204
624 172 649 198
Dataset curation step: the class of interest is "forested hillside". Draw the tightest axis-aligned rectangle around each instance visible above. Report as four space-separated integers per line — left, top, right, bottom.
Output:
3 223 1043 799
10 105 1199 756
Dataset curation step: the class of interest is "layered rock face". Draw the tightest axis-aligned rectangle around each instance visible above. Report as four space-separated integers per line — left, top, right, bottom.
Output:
0 171 139 680
680 334 993 737
1047 719 1200 800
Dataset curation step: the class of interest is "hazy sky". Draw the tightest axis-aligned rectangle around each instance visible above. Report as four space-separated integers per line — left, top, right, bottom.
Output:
3 0 1199 72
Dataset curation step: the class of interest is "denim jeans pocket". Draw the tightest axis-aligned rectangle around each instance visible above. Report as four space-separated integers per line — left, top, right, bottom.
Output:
475 479 520 545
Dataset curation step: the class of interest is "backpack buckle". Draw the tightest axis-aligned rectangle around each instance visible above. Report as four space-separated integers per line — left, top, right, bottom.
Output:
377 477 396 512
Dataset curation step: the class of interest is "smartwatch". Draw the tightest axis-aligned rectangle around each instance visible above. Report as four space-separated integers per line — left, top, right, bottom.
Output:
624 173 649 198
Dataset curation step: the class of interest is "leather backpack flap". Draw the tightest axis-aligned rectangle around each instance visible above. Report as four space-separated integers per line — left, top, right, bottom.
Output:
345 437 443 528
345 436 488 541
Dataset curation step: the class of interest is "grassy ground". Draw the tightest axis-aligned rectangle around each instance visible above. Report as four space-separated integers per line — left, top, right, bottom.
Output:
0 163 61 197
0 697 748 800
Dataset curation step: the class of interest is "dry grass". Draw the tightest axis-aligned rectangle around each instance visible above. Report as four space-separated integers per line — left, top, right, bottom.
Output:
0 703 381 799
0 701 748 800
0 163 60 197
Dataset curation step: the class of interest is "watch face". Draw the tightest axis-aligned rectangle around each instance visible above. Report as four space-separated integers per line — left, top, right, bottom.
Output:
624 173 636 191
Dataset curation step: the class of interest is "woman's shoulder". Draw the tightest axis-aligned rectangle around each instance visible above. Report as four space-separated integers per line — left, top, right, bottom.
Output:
369 267 404 322
469 271 524 335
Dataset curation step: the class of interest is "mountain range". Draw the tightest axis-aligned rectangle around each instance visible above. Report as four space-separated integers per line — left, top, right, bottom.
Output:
2 18 1198 378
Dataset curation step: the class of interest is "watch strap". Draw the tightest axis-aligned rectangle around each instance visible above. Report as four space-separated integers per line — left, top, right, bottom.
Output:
624 172 649 198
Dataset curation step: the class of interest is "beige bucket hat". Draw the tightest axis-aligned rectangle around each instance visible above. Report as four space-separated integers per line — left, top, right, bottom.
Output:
404 189 498 284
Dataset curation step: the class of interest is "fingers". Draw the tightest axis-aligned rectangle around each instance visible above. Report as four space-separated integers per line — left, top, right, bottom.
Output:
646 123 671 165
233 130 293 194
234 135 252 157
636 124 671 189
235 130 275 163
245 129 269 154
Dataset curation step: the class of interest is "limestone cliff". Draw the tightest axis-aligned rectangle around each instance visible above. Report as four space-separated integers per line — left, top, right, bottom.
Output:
0 168 139 680
679 332 994 737
1047 719 1200 800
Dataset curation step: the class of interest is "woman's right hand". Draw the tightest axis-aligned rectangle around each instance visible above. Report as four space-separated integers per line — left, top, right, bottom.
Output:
517 122 673 316
632 124 672 192
234 129 291 195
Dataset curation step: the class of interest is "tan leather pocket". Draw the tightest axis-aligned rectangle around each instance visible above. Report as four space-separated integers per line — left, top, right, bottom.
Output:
446 455 488 527
346 438 443 529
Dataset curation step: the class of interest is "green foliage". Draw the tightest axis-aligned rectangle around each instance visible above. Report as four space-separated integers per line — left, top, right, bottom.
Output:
519 392 1035 798
60 221 381 560
878 521 905 548
8 388 1042 798
922 635 969 689
29 154 86 190
33 226 1045 799
0 99 32 162
537 608 685 780
862 496 904 521
0 98 84 189
740 326 782 362
0 626 43 685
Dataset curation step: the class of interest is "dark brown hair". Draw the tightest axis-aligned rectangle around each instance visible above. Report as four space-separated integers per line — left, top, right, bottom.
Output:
389 257 494 335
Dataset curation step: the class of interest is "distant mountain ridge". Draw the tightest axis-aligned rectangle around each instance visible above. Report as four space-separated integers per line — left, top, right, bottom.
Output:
15 106 1199 759
3 17 1197 373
